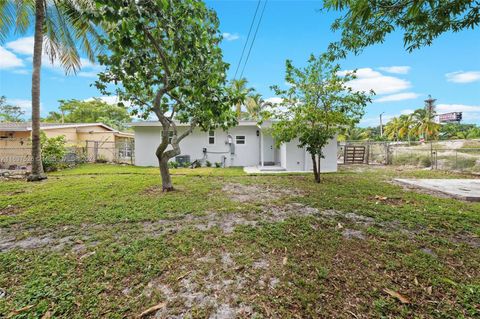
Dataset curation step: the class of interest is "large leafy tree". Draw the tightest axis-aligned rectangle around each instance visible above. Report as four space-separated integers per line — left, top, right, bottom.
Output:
324 0 480 59
0 0 102 181
44 99 131 130
243 93 271 121
270 54 372 183
0 96 25 122
92 0 236 191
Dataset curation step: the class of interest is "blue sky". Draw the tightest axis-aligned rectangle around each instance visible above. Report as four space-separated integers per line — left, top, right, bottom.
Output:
1 0 479 127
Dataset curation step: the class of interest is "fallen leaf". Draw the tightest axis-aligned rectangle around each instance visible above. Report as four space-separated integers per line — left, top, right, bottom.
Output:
426 286 432 295
282 257 288 265
383 288 410 304
7 305 35 318
137 302 166 318
41 310 52 319
414 277 419 286
336 223 343 229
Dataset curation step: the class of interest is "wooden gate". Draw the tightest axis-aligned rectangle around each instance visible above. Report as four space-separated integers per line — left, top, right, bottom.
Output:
344 145 366 164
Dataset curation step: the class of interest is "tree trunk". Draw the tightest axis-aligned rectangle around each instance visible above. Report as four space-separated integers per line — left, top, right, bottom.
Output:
27 0 46 182
311 153 320 183
317 151 321 184
158 156 174 192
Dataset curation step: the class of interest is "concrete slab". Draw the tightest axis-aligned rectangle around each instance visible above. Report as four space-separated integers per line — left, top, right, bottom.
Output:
394 179 480 202
244 166 306 174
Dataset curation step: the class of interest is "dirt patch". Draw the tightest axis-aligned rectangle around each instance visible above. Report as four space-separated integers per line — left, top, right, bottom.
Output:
0 205 20 216
222 182 304 203
142 255 258 318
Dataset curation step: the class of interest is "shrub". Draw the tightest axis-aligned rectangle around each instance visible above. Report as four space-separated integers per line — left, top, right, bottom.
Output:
206 160 212 167
41 132 67 172
419 156 432 167
214 162 222 168
168 161 179 169
183 161 191 168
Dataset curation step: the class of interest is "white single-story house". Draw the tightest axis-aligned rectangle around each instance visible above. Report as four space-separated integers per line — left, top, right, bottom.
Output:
131 120 337 172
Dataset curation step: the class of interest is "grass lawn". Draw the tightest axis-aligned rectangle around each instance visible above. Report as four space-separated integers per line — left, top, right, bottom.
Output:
0 164 479 318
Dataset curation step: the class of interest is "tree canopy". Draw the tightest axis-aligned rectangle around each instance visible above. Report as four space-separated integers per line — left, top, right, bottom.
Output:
270 54 372 183
0 96 25 122
44 99 131 130
323 0 480 59
91 0 236 191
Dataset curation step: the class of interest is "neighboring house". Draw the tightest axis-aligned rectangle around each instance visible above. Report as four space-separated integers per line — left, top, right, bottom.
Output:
0 122 134 167
132 120 337 172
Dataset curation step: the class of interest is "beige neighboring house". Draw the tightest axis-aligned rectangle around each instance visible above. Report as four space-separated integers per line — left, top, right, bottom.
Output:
0 122 134 167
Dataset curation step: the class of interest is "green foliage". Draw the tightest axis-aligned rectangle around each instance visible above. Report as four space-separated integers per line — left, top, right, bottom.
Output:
44 99 131 130
0 96 25 122
0 1 103 74
90 0 236 189
269 54 372 181
205 160 212 167
40 132 67 171
324 0 480 59
168 161 179 169
214 162 222 168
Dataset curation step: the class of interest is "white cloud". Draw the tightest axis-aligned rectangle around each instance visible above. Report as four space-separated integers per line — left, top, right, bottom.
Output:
0 47 24 69
400 109 415 115
85 96 131 107
437 104 480 113
6 36 34 55
222 32 240 41
378 66 411 74
342 68 411 95
445 71 480 83
13 69 29 75
375 92 420 103
265 97 283 104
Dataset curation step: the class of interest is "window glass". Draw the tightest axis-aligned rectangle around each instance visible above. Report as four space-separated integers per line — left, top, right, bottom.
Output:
168 131 173 143
235 135 245 144
208 130 215 144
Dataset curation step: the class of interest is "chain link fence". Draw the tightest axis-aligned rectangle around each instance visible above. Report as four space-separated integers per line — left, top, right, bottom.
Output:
338 139 480 173
0 139 134 170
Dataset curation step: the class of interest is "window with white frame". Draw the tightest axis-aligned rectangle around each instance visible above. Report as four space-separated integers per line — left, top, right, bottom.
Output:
168 131 174 143
235 135 245 145
208 130 215 144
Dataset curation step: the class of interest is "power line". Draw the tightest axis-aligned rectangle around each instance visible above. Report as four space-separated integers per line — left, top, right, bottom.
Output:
233 0 261 80
239 0 268 80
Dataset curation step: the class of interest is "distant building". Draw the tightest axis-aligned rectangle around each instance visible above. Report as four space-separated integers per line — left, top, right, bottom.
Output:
0 122 133 167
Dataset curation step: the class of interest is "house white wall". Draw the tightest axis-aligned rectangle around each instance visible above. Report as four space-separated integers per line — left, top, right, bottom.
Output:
133 123 337 172
134 125 261 167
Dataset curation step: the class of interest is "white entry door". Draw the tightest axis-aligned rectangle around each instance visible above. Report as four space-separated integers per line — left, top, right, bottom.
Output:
263 134 275 163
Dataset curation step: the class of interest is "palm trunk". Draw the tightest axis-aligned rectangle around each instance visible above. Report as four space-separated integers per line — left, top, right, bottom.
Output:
27 0 46 182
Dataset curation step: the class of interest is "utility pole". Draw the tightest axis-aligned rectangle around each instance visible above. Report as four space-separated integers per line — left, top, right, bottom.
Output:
379 112 385 138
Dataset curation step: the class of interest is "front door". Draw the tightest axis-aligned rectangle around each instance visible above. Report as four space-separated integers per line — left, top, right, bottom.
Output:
263 134 275 164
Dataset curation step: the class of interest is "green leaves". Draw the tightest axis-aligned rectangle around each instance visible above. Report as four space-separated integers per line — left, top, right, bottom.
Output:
270 53 372 160
324 0 480 58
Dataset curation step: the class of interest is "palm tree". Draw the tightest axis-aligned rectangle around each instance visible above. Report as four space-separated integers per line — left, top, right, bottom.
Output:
230 78 253 119
412 109 440 141
384 117 402 141
398 114 414 143
244 93 271 121
0 0 102 181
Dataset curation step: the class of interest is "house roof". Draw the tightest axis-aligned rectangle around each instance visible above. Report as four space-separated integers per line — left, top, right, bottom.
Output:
0 122 117 132
130 120 267 128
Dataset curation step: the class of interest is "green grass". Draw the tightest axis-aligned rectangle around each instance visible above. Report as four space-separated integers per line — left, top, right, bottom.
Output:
0 164 479 318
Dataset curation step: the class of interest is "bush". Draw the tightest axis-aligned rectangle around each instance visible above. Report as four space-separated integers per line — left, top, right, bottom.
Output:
183 161 191 168
95 155 108 163
41 132 67 172
214 162 222 168
206 160 212 167
168 161 179 169
451 157 476 170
